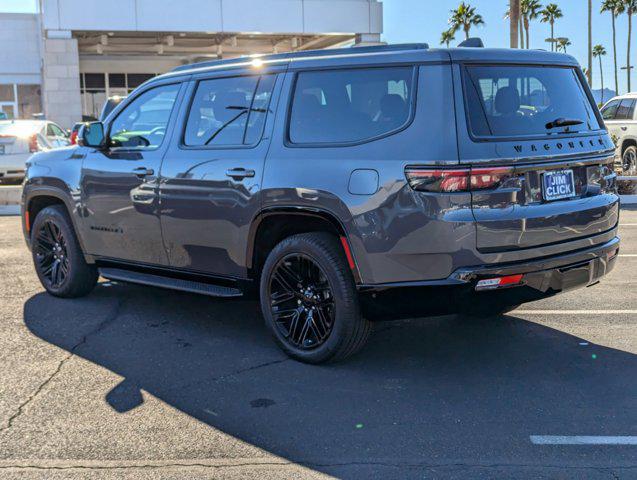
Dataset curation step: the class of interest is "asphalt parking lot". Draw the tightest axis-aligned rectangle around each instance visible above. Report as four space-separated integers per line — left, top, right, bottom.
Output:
0 210 636 479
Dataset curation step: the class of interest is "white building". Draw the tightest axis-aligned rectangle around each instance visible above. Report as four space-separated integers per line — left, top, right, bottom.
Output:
0 0 384 128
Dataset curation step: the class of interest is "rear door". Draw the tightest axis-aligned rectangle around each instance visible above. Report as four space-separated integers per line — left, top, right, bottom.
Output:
159 66 283 277
456 62 618 252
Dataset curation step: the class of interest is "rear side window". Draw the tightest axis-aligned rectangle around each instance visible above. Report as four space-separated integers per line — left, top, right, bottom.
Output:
184 75 275 147
288 67 414 145
615 99 636 120
463 65 602 138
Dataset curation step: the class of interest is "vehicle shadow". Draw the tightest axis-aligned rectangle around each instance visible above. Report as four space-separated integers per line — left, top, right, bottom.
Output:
23 282 637 478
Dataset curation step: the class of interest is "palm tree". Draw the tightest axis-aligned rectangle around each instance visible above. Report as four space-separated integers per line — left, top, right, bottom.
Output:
521 0 543 49
510 0 521 48
587 0 593 85
448 2 485 40
601 0 624 96
593 44 608 102
624 0 637 92
540 3 563 51
440 29 456 48
556 37 571 53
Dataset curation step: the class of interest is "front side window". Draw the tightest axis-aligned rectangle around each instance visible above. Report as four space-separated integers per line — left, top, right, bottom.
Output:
109 83 180 149
184 74 275 147
288 67 414 145
601 99 621 120
463 65 602 138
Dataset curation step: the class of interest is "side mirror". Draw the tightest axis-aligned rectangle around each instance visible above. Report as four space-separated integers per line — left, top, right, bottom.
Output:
78 121 106 148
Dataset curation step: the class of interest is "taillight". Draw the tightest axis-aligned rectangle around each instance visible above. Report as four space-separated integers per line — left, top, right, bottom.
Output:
405 168 470 193
29 134 39 153
405 166 515 192
70 131 78 145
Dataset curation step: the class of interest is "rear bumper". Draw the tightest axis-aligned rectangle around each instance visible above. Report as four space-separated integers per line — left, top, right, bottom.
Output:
0 154 29 178
359 236 620 320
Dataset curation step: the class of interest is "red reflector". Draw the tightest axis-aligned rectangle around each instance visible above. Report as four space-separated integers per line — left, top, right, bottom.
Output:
475 274 524 291
339 236 356 270
25 210 30 233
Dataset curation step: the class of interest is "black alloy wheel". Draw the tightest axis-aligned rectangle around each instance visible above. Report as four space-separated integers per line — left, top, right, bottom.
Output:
34 219 70 289
269 253 335 350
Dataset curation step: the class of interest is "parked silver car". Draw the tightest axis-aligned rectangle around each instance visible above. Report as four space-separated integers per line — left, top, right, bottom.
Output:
600 93 637 174
0 120 70 182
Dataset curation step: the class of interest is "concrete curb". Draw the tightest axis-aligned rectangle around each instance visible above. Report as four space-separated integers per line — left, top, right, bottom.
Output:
0 186 21 206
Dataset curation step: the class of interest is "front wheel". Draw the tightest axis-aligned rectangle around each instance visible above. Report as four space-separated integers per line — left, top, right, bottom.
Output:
623 145 637 175
31 205 98 298
260 233 370 364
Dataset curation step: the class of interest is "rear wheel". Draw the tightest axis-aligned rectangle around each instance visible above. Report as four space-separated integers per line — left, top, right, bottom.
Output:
31 205 98 298
260 232 370 364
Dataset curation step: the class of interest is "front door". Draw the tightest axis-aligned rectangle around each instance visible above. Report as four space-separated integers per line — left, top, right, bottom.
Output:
80 81 183 265
159 69 282 278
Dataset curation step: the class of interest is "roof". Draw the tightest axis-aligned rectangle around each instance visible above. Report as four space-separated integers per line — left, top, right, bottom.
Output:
160 43 581 80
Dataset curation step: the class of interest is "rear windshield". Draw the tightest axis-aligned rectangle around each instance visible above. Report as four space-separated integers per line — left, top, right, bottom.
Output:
462 65 602 138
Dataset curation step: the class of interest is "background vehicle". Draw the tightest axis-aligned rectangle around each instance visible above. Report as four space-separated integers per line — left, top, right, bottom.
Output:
0 120 70 182
21 45 619 363
600 93 637 175
99 95 127 122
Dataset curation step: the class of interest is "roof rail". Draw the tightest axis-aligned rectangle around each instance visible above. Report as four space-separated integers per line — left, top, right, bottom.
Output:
458 37 484 48
171 43 429 73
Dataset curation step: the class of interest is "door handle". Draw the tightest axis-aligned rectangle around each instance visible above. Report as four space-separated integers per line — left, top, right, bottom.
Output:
133 167 154 178
225 168 255 180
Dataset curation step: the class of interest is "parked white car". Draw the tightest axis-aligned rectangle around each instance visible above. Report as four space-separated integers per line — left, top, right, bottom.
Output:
0 120 70 182
600 93 637 175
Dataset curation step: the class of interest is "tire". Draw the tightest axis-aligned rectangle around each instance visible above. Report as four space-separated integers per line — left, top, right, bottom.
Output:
623 145 637 175
260 232 370 364
31 205 98 298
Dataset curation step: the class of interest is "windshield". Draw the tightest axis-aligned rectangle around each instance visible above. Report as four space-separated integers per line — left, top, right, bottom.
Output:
462 65 602 138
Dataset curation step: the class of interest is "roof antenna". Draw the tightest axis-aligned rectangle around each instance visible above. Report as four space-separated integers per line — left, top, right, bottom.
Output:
458 37 484 48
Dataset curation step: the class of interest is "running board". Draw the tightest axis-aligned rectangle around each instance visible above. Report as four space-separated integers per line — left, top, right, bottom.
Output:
98 267 243 298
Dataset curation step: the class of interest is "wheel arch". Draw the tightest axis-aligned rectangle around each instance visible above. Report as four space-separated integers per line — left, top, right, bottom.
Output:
247 207 362 283
621 137 637 156
24 187 92 262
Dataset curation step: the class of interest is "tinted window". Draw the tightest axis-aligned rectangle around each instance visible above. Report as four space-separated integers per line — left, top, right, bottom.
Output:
615 99 636 120
109 83 179 149
289 67 414 144
463 65 602 138
184 75 275 147
47 123 65 137
601 99 620 120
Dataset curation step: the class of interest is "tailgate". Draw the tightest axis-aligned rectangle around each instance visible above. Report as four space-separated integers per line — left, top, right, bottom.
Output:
0 135 29 155
471 156 618 252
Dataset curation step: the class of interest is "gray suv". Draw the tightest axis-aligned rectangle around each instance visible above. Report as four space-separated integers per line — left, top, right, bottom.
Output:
21 44 620 363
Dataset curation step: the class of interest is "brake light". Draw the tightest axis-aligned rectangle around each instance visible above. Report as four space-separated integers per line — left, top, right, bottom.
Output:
475 274 524 291
405 166 515 192
470 167 514 190
28 134 39 153
70 131 78 145
405 168 470 193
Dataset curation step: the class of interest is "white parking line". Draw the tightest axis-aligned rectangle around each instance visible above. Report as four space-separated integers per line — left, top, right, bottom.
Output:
531 435 637 445
514 310 637 314
619 254 637 257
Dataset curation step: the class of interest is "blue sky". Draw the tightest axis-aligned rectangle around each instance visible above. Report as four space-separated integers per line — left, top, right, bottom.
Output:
1 0 633 94
384 0 634 95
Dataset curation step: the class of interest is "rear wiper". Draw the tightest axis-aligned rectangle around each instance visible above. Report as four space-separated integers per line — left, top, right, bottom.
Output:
545 117 584 130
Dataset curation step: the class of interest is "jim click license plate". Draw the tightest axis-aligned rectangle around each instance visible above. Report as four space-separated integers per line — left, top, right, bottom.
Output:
542 169 575 201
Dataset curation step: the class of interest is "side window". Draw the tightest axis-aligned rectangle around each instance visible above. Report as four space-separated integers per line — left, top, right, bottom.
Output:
184 74 275 147
47 123 65 137
288 67 414 145
109 83 180 149
601 99 620 120
615 99 636 120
